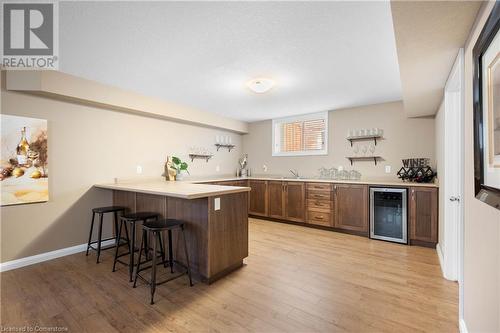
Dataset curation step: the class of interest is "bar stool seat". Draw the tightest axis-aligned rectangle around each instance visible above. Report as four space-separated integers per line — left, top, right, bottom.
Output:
121 212 160 221
113 211 160 282
133 218 193 304
92 206 126 214
142 219 184 230
86 206 126 263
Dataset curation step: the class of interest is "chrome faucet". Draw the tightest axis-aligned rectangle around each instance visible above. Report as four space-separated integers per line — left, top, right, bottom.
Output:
289 169 299 178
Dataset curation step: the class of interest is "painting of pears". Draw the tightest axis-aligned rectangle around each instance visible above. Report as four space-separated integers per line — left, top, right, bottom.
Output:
1 115 48 206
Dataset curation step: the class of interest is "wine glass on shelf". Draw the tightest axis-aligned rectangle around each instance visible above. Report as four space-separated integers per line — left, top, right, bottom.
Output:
353 145 360 157
368 143 375 156
361 145 368 156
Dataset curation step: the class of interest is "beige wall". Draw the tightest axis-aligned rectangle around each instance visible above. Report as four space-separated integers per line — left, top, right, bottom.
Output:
242 101 435 180
0 87 242 263
6 70 249 134
462 2 500 332
435 101 446 256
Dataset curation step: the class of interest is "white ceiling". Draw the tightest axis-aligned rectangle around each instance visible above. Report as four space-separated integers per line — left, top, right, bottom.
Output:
59 1 402 122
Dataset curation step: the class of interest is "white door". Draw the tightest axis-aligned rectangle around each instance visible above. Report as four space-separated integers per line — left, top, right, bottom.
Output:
443 49 464 283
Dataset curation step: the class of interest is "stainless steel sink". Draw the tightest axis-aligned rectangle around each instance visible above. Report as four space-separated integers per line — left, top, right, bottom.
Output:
279 176 303 180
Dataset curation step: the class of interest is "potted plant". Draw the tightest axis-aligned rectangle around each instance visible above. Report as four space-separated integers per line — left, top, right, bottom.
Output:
172 156 189 180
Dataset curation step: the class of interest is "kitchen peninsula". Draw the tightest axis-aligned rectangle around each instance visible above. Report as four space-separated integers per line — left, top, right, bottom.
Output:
94 179 250 283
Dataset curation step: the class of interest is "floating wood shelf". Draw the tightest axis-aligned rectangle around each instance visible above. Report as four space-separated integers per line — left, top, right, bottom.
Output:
215 144 236 152
347 135 382 146
346 156 382 166
189 154 213 162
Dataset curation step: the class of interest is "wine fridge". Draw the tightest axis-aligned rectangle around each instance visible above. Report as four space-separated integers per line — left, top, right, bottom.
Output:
370 187 407 244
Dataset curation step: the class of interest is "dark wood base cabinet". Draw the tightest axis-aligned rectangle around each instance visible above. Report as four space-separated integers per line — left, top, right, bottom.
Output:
268 181 306 222
206 180 437 248
268 181 285 219
334 184 369 235
306 183 333 227
248 180 268 217
285 182 306 222
409 187 438 247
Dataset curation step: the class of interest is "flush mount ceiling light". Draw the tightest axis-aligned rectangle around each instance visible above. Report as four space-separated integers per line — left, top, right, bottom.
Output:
246 78 275 94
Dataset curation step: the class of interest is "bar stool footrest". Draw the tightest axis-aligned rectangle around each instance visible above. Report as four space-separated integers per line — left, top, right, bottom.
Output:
135 259 189 281
87 238 128 252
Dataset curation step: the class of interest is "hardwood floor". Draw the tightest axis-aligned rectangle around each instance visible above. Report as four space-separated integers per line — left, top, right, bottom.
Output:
0 218 458 332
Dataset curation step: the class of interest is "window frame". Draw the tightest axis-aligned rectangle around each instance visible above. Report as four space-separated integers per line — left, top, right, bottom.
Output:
271 111 329 157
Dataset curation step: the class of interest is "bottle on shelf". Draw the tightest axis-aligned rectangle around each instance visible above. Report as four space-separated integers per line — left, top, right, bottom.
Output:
16 127 30 166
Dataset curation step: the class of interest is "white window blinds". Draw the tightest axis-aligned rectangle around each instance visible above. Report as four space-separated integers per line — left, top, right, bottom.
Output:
272 112 328 156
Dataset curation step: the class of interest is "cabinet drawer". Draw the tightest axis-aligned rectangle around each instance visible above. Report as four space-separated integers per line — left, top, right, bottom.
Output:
306 183 332 191
307 190 331 200
307 199 331 211
307 211 332 226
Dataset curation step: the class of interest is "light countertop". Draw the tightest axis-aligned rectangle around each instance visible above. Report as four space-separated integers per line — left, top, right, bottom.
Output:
94 179 250 199
95 175 437 199
193 176 439 188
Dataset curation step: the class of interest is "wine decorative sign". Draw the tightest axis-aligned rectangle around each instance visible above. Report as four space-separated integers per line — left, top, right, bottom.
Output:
397 158 436 183
0 115 48 206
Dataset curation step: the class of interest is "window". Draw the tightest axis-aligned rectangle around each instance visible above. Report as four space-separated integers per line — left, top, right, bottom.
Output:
272 112 328 156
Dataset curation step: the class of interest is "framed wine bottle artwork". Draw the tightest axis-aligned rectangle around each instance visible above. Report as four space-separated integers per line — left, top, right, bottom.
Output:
473 2 500 210
0 114 48 206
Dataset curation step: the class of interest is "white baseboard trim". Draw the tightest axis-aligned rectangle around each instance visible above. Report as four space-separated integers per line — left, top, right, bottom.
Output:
436 243 446 277
459 318 468 333
0 239 115 272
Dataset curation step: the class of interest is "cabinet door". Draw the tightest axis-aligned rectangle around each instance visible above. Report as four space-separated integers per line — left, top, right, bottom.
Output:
268 181 285 219
409 187 438 244
285 182 305 222
334 184 368 234
249 180 268 217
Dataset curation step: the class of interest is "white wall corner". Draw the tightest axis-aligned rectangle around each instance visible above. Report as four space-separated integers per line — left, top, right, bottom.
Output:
459 318 468 333
436 243 446 277
0 239 115 272
437 242 459 281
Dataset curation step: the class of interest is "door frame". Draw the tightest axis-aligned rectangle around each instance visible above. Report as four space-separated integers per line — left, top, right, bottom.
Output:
442 48 465 323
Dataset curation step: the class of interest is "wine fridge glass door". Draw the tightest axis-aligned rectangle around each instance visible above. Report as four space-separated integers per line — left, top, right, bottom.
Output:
370 188 407 244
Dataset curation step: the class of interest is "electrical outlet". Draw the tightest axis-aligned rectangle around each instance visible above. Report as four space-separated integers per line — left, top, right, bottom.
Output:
262 164 268 172
216 165 220 172
136 165 143 174
385 165 391 174
214 197 221 211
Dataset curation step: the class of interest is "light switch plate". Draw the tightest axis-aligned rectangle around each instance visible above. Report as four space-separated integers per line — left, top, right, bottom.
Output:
214 197 221 211
136 165 143 174
385 165 391 174
216 165 220 172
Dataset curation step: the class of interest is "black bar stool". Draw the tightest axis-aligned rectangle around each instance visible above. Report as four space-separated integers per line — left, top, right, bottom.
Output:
86 206 126 263
113 212 160 282
133 219 193 305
